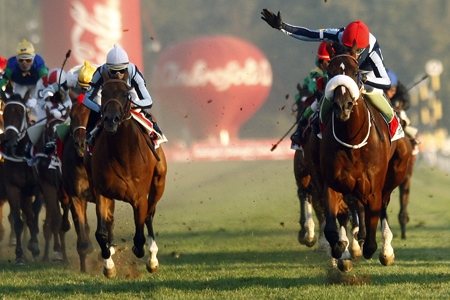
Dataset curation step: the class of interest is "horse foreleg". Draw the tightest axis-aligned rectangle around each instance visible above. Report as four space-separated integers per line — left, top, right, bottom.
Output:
298 190 316 247
145 212 159 273
398 177 411 240
324 187 346 259
0 199 6 242
70 197 93 273
21 194 40 261
95 195 116 278
363 199 381 259
379 205 395 266
9 196 25 265
132 199 147 259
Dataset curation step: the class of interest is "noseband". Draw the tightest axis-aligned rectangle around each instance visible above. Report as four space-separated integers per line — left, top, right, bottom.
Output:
101 79 133 124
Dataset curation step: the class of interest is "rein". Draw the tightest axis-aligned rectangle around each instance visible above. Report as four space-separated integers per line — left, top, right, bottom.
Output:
332 105 372 149
102 79 133 124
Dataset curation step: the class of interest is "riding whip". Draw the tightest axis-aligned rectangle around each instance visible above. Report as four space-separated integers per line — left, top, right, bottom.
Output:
270 120 298 151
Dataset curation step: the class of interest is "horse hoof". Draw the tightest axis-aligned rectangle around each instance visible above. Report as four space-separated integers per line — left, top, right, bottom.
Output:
52 251 64 261
132 245 145 258
337 259 353 272
146 261 159 274
103 266 116 278
27 242 40 258
379 252 395 266
15 257 25 266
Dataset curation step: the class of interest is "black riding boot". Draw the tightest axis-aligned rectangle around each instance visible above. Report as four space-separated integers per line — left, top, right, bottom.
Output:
291 117 308 145
86 110 101 145
144 111 163 135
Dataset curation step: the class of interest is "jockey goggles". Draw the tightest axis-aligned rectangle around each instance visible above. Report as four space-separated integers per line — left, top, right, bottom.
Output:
346 47 366 56
108 66 127 76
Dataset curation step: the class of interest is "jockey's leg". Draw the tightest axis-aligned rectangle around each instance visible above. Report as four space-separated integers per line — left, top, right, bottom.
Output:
291 99 320 145
85 110 101 145
142 110 163 136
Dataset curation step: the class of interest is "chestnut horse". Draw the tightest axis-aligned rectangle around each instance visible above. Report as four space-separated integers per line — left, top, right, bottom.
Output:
1 91 41 265
84 70 167 278
33 107 71 262
321 42 409 271
61 102 94 272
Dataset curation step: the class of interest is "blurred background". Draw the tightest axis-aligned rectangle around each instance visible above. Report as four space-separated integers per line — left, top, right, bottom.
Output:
1 0 448 164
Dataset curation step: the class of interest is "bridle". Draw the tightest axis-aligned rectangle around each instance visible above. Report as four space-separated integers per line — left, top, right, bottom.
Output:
101 79 133 124
4 100 28 141
326 54 371 149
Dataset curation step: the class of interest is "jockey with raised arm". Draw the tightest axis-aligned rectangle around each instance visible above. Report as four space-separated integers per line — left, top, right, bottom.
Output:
83 43 164 144
261 9 398 134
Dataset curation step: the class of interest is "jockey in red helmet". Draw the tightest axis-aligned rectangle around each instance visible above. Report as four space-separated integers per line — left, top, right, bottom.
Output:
261 9 396 134
291 42 329 146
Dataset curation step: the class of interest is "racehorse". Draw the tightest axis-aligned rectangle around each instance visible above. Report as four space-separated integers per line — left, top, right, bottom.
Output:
33 106 71 262
1 90 41 265
294 123 362 270
397 137 415 239
84 70 167 278
320 41 409 271
62 102 94 272
0 82 16 246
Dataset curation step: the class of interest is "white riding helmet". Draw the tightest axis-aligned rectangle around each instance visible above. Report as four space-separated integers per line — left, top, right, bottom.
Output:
106 43 129 71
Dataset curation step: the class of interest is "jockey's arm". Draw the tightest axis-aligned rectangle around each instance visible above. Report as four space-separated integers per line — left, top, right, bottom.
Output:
362 47 391 90
280 23 341 42
130 66 153 109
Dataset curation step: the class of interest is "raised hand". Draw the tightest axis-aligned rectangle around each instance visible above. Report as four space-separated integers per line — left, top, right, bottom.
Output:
261 9 282 29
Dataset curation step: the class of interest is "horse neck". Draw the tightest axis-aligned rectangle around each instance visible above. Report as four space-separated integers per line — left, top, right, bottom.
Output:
333 97 369 139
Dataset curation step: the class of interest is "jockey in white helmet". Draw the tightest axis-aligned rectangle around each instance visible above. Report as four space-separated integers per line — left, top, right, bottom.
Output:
83 44 163 144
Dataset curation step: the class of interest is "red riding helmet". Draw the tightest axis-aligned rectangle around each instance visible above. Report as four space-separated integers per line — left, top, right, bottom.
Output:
316 42 330 61
342 20 370 49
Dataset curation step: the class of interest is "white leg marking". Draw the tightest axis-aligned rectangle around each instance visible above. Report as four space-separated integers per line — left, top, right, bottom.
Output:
339 226 351 260
381 219 394 257
148 237 159 270
104 245 116 270
305 201 315 242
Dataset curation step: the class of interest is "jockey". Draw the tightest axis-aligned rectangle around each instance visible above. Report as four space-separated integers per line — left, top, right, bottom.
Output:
34 68 72 121
66 60 98 101
0 39 48 108
83 43 164 144
291 42 329 145
24 68 72 160
0 55 7 73
261 10 396 129
385 69 419 149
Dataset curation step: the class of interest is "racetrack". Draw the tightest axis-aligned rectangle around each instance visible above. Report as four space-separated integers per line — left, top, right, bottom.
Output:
1 158 450 299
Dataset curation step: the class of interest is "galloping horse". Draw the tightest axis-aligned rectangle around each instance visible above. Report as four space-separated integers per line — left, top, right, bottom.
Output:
33 106 71 262
85 70 167 278
320 42 409 271
1 91 41 265
62 102 94 272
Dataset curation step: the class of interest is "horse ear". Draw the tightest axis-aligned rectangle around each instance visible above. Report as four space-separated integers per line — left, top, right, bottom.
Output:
326 41 335 58
351 40 358 56
101 68 109 82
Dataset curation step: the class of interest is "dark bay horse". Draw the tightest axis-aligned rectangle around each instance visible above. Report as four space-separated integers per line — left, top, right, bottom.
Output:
33 106 71 262
62 102 94 272
294 123 362 270
320 42 409 271
85 70 167 278
0 99 15 246
1 91 41 265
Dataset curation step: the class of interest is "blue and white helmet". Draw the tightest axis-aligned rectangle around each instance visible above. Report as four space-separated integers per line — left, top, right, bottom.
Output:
106 44 129 71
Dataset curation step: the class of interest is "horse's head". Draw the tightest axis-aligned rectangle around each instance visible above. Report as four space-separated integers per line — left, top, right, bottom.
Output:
100 69 132 134
2 90 30 157
324 41 362 121
69 102 90 157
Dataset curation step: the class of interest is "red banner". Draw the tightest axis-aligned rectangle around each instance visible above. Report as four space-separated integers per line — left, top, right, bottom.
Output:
41 0 143 71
